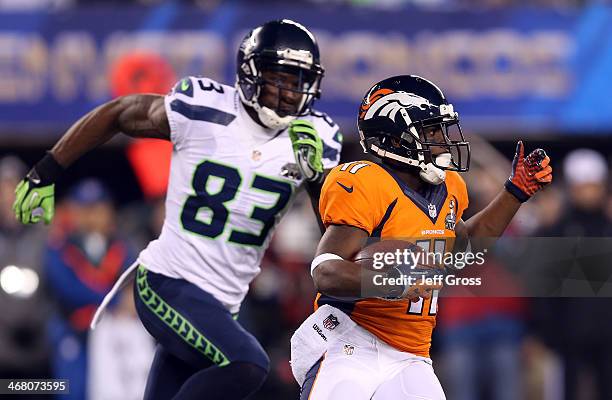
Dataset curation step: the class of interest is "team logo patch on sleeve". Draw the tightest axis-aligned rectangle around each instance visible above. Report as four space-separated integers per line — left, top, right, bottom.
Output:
173 78 193 97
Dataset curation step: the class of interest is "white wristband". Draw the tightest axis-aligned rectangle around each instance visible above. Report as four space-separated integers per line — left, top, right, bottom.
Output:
310 253 343 276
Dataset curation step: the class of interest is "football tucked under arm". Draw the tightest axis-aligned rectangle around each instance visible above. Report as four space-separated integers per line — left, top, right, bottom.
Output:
312 226 445 301
353 239 445 302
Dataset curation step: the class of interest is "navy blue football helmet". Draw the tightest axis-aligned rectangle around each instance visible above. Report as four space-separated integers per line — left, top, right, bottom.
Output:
358 75 470 184
236 19 324 129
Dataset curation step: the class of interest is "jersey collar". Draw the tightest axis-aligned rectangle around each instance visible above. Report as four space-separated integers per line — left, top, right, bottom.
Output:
379 163 448 224
235 93 285 145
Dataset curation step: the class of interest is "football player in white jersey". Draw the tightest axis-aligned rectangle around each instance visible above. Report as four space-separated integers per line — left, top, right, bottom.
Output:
13 20 342 400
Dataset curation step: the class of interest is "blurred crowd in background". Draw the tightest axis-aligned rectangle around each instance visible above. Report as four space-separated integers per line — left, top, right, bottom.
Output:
2 139 612 399
2 0 612 399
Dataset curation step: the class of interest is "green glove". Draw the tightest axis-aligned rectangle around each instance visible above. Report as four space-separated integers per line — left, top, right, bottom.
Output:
13 153 63 225
288 119 324 182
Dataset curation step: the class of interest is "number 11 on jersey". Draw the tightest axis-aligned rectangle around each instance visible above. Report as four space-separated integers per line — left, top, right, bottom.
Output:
406 238 445 316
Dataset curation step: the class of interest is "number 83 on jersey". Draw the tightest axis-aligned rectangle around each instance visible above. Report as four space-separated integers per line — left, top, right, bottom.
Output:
180 159 294 247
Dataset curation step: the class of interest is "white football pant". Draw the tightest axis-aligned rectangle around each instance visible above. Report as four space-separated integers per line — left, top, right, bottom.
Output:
300 324 446 400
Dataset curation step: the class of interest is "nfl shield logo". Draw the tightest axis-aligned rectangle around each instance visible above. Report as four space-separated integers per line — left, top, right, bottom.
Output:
323 314 339 330
428 204 437 218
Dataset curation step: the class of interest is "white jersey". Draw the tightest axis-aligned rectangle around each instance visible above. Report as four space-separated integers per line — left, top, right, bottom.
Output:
139 76 342 313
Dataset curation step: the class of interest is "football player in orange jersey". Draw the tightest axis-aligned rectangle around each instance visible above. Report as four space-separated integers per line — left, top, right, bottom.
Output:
294 75 553 399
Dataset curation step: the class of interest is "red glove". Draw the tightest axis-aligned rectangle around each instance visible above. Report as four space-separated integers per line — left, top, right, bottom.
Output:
504 141 553 202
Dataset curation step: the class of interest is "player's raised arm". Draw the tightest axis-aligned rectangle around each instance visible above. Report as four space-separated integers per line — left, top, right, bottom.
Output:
13 94 169 225
459 140 553 249
52 94 169 167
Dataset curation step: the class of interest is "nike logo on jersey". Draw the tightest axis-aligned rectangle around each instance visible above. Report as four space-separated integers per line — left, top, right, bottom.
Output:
336 181 353 193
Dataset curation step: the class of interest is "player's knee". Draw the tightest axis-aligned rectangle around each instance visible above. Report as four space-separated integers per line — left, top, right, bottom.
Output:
247 347 270 373
235 336 270 373
229 362 268 391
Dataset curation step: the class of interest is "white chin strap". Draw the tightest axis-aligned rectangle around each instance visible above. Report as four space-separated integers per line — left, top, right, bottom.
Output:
370 144 451 185
236 81 296 130
419 153 450 185
255 104 295 130
419 165 446 185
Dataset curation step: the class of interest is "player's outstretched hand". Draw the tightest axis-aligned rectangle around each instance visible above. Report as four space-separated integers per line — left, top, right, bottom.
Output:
13 153 63 225
504 141 553 202
288 119 323 183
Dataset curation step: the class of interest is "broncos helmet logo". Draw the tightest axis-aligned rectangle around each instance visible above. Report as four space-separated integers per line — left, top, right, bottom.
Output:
359 90 436 125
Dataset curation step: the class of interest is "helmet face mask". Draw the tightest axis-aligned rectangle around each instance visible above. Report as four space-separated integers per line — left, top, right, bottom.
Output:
358 75 470 183
404 118 470 172
236 20 324 130
257 65 319 117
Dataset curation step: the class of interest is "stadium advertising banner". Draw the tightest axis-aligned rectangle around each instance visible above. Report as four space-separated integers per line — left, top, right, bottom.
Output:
0 4 610 136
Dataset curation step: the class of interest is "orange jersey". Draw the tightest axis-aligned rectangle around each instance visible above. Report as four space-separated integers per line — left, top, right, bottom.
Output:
316 161 469 357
